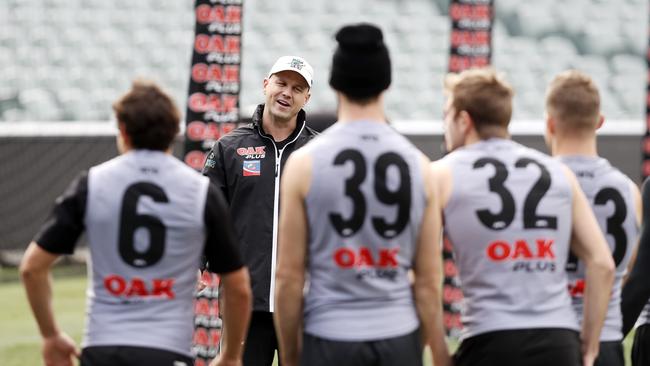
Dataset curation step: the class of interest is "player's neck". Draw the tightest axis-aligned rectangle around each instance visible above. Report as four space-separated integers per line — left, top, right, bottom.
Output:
553 137 598 157
119 145 172 155
467 127 509 146
262 111 297 142
337 101 386 124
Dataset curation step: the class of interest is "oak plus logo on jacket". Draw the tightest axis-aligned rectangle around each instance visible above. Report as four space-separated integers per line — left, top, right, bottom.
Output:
243 160 261 176
237 146 266 159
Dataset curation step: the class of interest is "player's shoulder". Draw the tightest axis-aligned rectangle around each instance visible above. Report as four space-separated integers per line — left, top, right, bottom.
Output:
169 154 207 177
435 142 485 167
603 167 637 195
577 156 634 189
296 125 336 153
88 153 127 176
611 168 639 201
600 158 634 184
512 144 573 177
516 142 555 162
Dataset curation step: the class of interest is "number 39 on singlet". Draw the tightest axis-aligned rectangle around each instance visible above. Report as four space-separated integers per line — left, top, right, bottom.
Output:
328 149 411 239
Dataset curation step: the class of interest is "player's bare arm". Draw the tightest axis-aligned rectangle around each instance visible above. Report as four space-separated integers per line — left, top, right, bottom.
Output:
210 267 252 366
274 150 312 366
20 242 80 366
412 155 451 366
624 181 643 281
563 166 615 366
633 181 643 229
430 159 453 210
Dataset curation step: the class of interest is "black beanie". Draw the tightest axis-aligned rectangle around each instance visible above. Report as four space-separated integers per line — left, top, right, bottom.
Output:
329 23 391 99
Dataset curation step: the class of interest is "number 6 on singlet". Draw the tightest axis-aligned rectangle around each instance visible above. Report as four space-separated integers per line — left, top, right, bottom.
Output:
118 182 169 268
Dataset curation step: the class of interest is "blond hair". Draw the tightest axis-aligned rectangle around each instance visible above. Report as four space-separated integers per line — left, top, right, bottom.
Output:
545 70 600 133
444 68 514 137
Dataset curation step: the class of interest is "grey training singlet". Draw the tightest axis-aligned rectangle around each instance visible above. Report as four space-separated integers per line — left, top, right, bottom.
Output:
84 151 210 356
442 138 579 340
302 120 426 341
560 156 638 341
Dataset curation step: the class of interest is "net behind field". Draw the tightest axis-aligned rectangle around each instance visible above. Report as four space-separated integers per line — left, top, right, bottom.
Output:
0 123 643 254
0 124 186 255
0 136 115 253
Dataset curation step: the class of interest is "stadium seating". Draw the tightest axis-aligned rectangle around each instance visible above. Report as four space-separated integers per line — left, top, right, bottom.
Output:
0 0 646 121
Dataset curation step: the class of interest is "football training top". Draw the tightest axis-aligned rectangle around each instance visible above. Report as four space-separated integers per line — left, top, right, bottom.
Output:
441 138 579 340
34 150 243 357
301 120 426 341
559 156 637 341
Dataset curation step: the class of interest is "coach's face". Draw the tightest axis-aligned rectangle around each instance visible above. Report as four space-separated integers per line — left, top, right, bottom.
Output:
444 97 464 152
263 71 310 122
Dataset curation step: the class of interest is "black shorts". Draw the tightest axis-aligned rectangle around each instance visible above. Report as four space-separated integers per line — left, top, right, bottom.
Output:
632 324 650 366
80 345 194 366
454 328 581 366
300 329 422 366
594 340 623 366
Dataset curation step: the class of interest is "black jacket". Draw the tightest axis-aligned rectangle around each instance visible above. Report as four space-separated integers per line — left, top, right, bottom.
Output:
202 104 318 312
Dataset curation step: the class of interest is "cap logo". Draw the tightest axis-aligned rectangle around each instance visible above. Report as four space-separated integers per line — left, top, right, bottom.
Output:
290 58 304 70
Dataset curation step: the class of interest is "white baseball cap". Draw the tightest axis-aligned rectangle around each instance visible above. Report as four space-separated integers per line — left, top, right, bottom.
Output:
268 55 314 88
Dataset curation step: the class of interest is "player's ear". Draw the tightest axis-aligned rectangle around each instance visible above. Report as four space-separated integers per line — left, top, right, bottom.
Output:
595 114 605 130
117 122 131 153
544 114 555 151
545 114 555 135
459 110 473 135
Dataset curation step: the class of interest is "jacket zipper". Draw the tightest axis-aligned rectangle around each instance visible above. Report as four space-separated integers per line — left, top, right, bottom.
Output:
257 122 306 312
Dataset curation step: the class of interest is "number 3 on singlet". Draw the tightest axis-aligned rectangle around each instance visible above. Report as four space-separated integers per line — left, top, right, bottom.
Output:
567 187 628 270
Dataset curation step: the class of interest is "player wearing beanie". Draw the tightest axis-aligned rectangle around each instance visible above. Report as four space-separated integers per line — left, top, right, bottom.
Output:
274 23 451 366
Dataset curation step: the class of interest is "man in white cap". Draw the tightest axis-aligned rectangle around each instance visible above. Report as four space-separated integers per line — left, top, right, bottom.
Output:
202 55 318 366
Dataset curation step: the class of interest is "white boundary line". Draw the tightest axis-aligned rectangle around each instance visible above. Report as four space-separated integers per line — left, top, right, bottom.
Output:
0 119 644 137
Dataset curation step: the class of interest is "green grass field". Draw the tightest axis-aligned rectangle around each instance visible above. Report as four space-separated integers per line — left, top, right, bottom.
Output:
0 274 86 366
0 268 636 366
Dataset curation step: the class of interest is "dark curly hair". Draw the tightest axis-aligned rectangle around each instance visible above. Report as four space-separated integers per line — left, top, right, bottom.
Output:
112 79 180 151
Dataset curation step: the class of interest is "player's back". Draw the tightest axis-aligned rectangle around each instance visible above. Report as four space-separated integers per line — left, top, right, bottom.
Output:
559 155 638 341
84 150 210 356
301 120 426 341
442 138 578 340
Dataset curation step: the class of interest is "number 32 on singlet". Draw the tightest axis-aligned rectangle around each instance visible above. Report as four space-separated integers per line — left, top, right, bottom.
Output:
472 157 628 268
472 157 557 231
